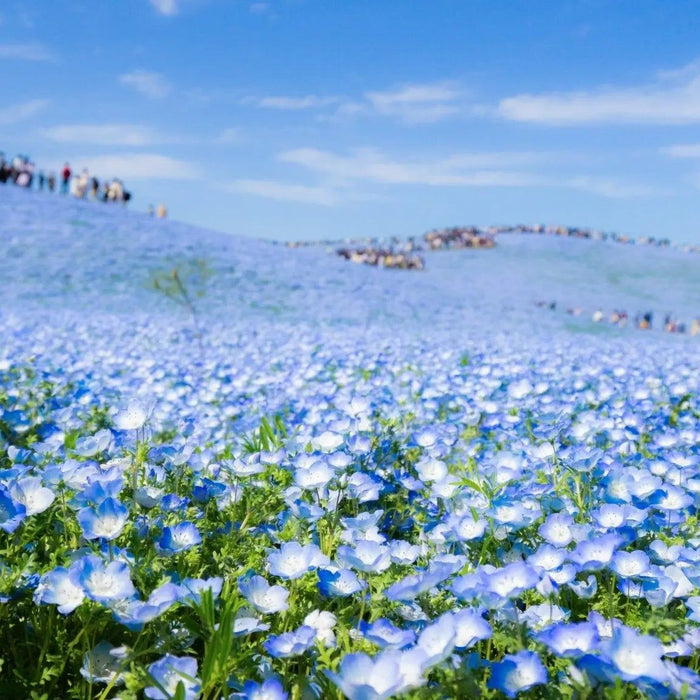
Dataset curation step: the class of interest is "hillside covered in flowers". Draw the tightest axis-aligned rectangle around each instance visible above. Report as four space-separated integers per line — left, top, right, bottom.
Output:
1 187 699 699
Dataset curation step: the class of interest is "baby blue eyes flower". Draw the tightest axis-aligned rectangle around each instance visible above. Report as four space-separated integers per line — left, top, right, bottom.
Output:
9 476 55 516
538 512 575 547
488 650 547 698
80 641 126 686
0 486 26 533
263 625 317 658
337 540 391 574
238 572 289 614
157 522 202 556
600 625 669 684
242 678 288 700
69 556 136 603
326 652 405 700
78 497 129 541
317 567 367 597
537 622 600 656
34 566 85 614
267 542 329 579
360 618 416 649
145 654 200 700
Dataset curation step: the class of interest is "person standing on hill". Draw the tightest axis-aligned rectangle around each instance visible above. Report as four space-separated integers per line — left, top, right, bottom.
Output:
61 163 71 194
157 203 167 218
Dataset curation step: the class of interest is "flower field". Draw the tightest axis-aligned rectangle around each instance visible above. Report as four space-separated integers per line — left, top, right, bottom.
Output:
1 189 699 699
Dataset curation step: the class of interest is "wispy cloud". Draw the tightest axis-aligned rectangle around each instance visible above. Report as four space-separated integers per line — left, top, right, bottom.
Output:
565 175 658 198
662 143 700 158
0 98 50 126
278 147 544 186
245 95 340 110
498 58 700 125
56 153 200 180
41 124 162 146
227 179 338 205
149 0 178 16
119 69 171 99
249 3 270 14
214 127 243 144
363 81 463 123
0 41 55 62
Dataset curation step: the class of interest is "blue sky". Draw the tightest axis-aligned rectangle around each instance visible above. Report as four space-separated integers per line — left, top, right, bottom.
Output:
2 1 700 244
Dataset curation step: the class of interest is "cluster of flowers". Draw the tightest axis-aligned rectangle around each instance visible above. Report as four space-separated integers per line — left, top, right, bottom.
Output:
0 303 699 699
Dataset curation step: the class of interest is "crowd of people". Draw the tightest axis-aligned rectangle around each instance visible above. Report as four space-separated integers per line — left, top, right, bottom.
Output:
0 150 168 217
535 301 700 335
336 245 425 270
424 226 496 250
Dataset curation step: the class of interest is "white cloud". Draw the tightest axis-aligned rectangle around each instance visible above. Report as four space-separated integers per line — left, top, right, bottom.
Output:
149 0 178 16
662 143 700 158
41 124 161 146
119 70 171 99
249 3 269 14
227 179 338 205
247 95 340 110
565 176 657 198
0 42 54 62
55 153 200 180
214 127 243 144
364 81 463 123
278 147 544 186
0 98 49 126
498 59 700 125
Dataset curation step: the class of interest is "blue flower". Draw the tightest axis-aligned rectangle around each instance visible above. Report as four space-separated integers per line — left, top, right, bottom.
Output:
488 650 547 698
238 572 289 614
9 476 55 515
326 652 405 700
69 555 136 603
157 522 202 555
78 497 129 540
0 486 26 533
34 566 86 614
317 567 367 597
599 625 670 684
263 625 316 658
267 542 329 579
145 654 200 700
360 618 416 649
242 678 288 700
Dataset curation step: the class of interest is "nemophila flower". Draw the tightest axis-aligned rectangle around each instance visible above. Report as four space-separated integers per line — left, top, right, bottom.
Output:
294 459 335 491
567 574 598 599
134 485 163 509
610 550 650 577
389 539 422 565
415 457 447 482
451 609 492 649
361 618 416 649
34 566 85 614
538 621 599 657
80 641 126 685
347 472 383 502
337 540 391 574
73 429 112 457
312 430 344 451
157 522 202 555
449 515 487 542
267 542 329 579
569 533 623 570
528 544 567 572
317 567 366 597
520 603 569 630
9 476 54 516
599 625 669 684
485 561 540 599
264 625 317 658
69 555 136 603
417 615 456 667
384 568 448 602
0 486 26 533
180 577 223 604
242 678 288 700
234 608 270 636
488 650 548 698
326 652 405 700
538 512 576 547
113 400 150 431
78 497 129 541
303 610 337 646
77 476 124 507
145 654 200 700
238 572 289 614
